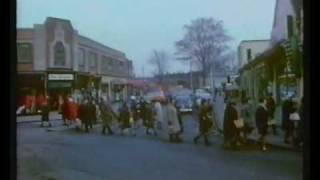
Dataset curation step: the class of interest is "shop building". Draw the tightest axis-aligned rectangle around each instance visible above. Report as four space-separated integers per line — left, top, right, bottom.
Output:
17 17 133 108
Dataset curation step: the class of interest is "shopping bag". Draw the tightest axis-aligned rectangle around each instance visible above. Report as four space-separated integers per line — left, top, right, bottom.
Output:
268 119 276 126
289 112 300 121
233 118 244 128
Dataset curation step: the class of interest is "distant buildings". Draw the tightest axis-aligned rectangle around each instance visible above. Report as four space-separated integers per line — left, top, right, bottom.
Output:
17 17 134 105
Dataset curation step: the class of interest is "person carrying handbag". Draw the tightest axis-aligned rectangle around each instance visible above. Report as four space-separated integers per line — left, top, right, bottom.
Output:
193 99 212 146
255 98 269 151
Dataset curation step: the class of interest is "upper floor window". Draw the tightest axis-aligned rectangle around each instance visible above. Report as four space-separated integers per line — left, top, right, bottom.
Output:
287 15 294 39
17 43 33 63
89 52 97 68
101 56 109 73
247 49 252 61
78 48 85 67
54 41 65 66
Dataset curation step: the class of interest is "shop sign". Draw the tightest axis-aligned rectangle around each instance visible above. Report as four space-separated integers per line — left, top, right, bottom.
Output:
48 74 74 80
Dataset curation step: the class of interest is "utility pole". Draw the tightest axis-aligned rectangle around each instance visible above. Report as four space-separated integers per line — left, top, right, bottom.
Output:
190 60 193 92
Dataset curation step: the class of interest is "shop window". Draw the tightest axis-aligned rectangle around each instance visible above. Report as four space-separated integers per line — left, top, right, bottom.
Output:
54 41 66 66
17 43 33 63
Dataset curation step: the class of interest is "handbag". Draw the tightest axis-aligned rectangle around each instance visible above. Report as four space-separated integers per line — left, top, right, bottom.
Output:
268 118 276 125
233 118 244 128
289 112 300 121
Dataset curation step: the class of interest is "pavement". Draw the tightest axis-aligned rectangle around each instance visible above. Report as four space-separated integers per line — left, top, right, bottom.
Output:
17 111 62 123
17 114 302 180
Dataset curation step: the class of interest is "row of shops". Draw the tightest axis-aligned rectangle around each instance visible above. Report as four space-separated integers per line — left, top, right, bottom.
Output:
17 71 132 110
239 39 303 105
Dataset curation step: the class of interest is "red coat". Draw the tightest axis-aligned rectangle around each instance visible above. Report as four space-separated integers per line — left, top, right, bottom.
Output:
67 102 78 120
36 95 45 106
25 96 33 109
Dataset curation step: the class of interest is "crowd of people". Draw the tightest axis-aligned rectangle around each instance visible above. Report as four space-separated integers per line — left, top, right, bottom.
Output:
19 90 303 152
31 92 218 145
222 94 303 151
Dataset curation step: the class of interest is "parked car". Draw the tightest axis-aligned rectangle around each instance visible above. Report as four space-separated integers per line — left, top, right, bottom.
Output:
174 95 193 113
144 88 166 102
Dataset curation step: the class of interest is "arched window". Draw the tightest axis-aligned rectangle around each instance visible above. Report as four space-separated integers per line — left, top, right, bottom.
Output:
54 41 65 66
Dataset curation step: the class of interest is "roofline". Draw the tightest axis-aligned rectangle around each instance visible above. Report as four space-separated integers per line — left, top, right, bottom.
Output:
272 0 279 29
78 35 126 58
239 39 270 44
17 28 34 31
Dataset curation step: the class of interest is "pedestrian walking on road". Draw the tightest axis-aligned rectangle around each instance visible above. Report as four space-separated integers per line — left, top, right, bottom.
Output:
130 97 140 132
40 96 51 127
255 98 269 151
240 98 254 143
166 99 182 143
145 102 157 136
294 97 303 149
140 99 147 127
99 98 114 135
282 98 294 144
61 96 69 126
78 99 88 131
289 99 301 147
223 101 240 149
67 98 78 125
266 94 277 135
174 100 184 133
193 99 212 146
86 100 96 131
119 102 134 136
154 101 163 130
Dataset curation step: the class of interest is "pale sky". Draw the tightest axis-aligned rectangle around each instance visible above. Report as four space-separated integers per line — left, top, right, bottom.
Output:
17 0 276 77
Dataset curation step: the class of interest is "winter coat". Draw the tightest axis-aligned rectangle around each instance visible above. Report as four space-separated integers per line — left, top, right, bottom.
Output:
67 101 78 120
165 104 181 134
154 102 163 123
99 102 113 124
41 104 50 121
145 105 155 128
78 104 88 123
87 103 97 121
255 104 269 135
119 106 131 128
198 105 212 133
266 97 276 118
223 103 238 139
282 100 294 130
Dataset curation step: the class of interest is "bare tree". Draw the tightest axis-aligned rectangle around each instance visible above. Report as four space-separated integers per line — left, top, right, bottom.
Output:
148 50 169 84
175 17 231 86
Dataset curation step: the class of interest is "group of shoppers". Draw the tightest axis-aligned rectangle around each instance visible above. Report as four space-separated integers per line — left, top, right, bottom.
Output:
222 94 303 151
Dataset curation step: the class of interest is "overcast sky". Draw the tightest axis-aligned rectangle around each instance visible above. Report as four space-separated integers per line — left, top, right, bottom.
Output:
17 0 276 77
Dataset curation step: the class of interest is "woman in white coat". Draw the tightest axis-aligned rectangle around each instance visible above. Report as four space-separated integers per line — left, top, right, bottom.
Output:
165 99 182 143
154 101 163 129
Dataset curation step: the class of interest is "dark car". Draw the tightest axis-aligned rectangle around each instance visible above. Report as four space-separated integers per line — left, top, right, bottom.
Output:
175 96 193 113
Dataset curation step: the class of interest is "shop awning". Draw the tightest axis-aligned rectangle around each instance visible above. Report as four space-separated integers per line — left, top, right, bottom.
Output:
111 79 127 85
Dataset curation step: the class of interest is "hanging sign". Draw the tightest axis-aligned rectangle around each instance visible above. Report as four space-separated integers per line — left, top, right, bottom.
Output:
48 74 74 80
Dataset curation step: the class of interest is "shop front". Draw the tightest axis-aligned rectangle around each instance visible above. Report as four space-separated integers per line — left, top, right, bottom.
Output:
17 73 45 110
46 72 74 110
